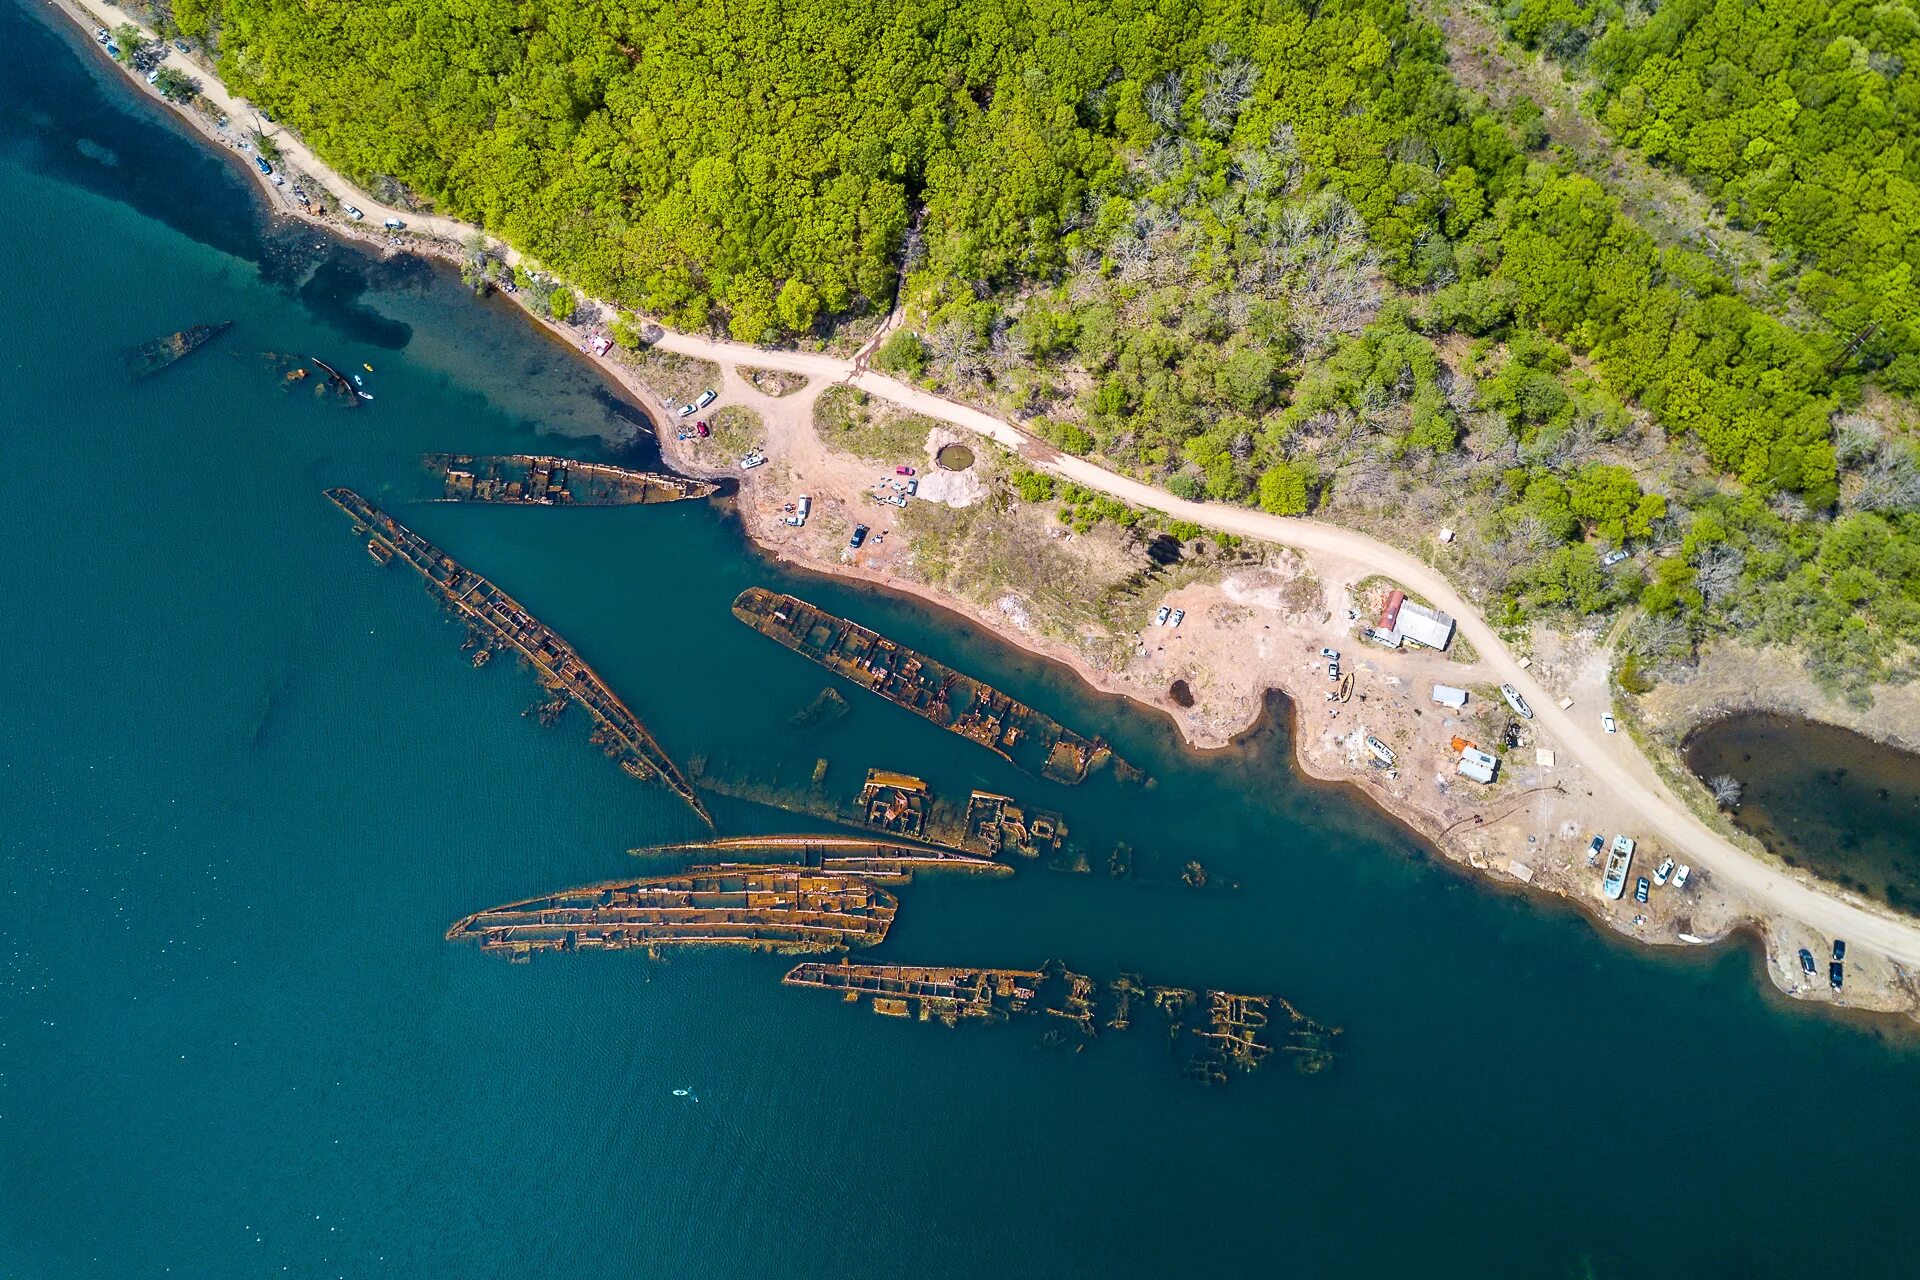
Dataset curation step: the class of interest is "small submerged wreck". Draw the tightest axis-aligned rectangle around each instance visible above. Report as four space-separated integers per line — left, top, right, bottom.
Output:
425 453 717 505
784 960 1341 1080
128 321 232 379
633 834 1011 881
447 865 897 959
732 587 1135 785
325 487 711 825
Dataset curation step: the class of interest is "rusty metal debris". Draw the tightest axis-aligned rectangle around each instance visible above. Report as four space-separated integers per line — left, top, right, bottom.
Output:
447 865 894 959
425 453 717 505
732 588 1132 784
325 487 711 825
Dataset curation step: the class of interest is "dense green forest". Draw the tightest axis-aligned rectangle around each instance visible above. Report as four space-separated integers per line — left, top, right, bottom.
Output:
145 0 1920 695
1501 0 1920 393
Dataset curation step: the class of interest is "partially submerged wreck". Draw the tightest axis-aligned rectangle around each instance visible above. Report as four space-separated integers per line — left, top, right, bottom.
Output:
325 487 711 824
128 321 231 379
785 960 1340 1079
732 588 1131 784
448 866 895 958
633 835 1010 881
425 454 717 505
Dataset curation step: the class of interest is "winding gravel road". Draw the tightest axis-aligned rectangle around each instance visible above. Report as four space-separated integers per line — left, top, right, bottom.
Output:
66 0 1920 971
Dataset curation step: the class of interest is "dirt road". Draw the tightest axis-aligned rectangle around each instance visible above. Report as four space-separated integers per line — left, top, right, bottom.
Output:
61 0 1920 971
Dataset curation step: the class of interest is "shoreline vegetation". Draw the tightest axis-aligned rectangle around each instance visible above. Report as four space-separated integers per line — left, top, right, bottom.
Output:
51 0 1920 1027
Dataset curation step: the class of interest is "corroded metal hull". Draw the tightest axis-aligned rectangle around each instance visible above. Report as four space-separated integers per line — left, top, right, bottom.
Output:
325 487 711 825
448 866 895 957
732 588 1128 784
425 454 717 505
128 321 232 379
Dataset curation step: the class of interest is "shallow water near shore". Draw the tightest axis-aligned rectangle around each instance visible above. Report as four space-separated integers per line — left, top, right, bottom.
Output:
9 5 1920 1276
1687 713 1920 913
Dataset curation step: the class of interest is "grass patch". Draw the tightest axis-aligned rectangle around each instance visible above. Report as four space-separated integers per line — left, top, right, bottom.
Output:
740 365 808 397
620 346 718 405
707 405 765 455
815 385 935 462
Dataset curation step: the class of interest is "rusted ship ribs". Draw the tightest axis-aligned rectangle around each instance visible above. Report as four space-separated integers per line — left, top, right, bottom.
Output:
632 835 1011 881
324 487 711 825
425 454 718 505
732 588 1132 784
785 960 1340 1077
448 865 894 959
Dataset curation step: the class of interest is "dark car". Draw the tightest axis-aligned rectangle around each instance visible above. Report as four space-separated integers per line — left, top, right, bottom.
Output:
1798 948 1816 975
1830 962 1845 991
1832 939 1847 963
254 155 273 175
848 524 870 550
1587 835 1604 863
1634 876 1650 904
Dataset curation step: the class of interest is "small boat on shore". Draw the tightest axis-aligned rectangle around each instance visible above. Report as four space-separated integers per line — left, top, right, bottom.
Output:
1602 835 1635 900
1500 683 1534 720
1364 735 1396 766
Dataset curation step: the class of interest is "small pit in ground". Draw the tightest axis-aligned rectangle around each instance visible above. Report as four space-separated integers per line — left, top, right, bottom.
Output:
1168 679 1195 708
935 443 975 471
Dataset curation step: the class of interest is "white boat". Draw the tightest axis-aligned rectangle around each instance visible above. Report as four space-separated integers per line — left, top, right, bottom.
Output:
1364 735 1396 766
1602 835 1635 900
1500 683 1534 719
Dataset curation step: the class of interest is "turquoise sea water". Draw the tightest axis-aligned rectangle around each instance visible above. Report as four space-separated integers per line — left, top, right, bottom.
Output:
6 7 1920 1276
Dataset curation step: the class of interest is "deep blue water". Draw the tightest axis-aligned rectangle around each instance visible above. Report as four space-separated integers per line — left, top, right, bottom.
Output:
6 5 1920 1276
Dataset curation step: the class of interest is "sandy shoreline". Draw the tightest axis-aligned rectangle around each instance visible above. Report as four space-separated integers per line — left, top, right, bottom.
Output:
49 0 1920 1025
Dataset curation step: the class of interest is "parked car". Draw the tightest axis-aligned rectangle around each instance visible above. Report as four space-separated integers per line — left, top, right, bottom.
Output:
1153 606 1171 626
1634 876 1650 904
678 402 697 417
896 466 916 476
1830 962 1845 991
1587 835 1604 864
1602 548 1631 567
1169 609 1185 628
695 389 717 409
905 479 918 496
383 217 405 230
694 421 710 438
146 69 160 85
1653 858 1675 886
1799 948 1816 975
848 524 869 550
1319 647 1339 659
1833 939 1847 962
254 156 272 175
1602 713 1617 734
344 206 364 221
1672 864 1691 889
1327 663 1340 681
